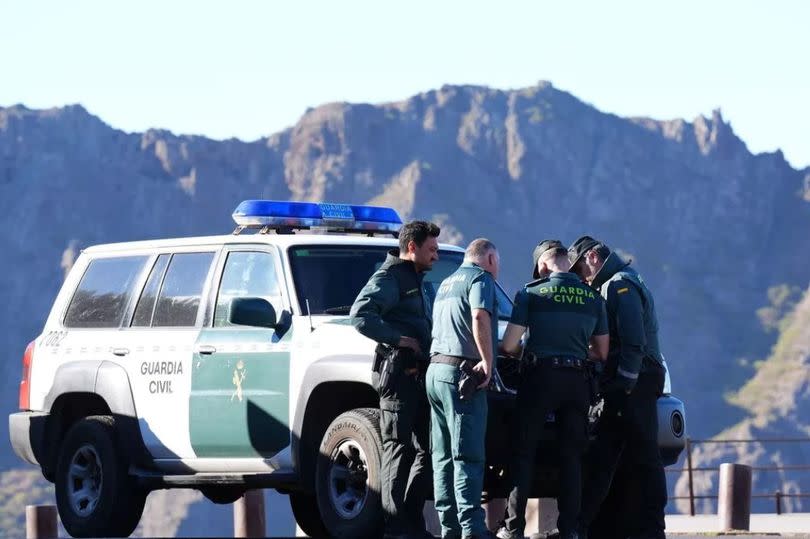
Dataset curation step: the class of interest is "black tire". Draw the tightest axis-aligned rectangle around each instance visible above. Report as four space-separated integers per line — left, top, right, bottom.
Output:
315 408 383 539
55 415 147 538
201 486 247 505
290 492 330 538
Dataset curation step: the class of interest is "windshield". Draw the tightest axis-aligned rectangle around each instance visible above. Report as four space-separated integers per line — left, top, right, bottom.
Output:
288 245 513 319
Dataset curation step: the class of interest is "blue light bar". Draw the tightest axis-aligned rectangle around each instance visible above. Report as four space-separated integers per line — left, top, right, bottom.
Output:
232 200 402 234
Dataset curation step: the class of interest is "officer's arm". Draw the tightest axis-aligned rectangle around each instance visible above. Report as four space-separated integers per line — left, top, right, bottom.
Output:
501 323 526 356
612 281 646 391
472 308 494 367
349 271 403 347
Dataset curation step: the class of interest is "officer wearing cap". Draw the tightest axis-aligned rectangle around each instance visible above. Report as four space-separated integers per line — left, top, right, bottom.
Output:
567 236 667 539
496 241 609 539
428 238 500 539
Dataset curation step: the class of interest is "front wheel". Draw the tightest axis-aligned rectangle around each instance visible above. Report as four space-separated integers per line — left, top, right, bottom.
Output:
290 492 329 538
55 415 146 538
315 408 383 539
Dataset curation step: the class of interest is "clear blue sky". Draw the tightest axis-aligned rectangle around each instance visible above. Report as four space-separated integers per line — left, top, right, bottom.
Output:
2 0 808 168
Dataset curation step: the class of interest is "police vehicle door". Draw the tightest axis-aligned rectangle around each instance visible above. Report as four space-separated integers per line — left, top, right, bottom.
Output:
189 247 292 461
122 250 217 460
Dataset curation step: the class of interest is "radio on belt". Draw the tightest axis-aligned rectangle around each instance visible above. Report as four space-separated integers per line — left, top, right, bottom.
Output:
231 199 403 236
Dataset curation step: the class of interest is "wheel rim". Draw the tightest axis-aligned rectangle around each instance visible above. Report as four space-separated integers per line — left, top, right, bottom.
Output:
67 444 103 517
328 438 369 520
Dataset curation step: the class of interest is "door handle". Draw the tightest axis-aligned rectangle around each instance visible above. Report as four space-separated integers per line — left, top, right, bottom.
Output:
196 345 217 355
112 347 130 357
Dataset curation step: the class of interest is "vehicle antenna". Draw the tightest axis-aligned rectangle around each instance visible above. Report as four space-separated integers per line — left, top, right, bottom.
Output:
305 299 314 332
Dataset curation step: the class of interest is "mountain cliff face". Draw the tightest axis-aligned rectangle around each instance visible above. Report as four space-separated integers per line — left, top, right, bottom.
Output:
675 286 810 513
1 83 808 527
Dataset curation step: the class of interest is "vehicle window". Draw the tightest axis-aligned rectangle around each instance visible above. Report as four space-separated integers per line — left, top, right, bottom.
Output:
64 256 148 328
288 246 513 317
152 252 214 327
494 283 513 320
214 251 282 327
131 254 170 327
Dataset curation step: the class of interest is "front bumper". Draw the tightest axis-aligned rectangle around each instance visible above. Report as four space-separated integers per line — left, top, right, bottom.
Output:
8 411 49 466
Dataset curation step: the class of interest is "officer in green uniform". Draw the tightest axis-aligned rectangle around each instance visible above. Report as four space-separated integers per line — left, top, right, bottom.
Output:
497 241 609 539
350 220 440 539
567 236 667 539
428 238 501 539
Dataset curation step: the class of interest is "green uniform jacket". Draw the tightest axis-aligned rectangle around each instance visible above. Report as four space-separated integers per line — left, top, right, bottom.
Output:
511 271 608 359
350 250 434 358
591 252 664 391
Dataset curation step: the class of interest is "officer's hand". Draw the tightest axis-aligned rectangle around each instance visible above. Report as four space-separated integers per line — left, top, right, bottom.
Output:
397 336 422 356
472 360 491 388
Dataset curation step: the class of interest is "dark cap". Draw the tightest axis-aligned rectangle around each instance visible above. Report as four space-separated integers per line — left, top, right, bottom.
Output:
532 239 566 278
567 235 602 270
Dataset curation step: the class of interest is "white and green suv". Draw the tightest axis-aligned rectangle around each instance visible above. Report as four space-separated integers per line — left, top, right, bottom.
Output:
9 201 686 538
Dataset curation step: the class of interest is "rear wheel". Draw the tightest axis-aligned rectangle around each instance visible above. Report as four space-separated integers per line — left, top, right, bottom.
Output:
55 415 146 537
315 408 383 539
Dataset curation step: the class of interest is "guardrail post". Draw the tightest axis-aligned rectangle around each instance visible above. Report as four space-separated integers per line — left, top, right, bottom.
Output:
233 489 266 538
718 463 752 531
685 437 695 516
775 490 782 515
25 505 57 539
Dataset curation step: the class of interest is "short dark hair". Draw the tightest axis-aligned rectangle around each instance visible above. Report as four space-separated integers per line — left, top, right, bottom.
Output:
399 220 440 252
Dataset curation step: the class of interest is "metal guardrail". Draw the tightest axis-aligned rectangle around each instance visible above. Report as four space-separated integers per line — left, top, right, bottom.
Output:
665 437 810 515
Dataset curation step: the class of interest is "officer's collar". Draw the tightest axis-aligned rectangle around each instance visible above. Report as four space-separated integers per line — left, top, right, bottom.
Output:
590 252 631 290
462 261 493 275
550 271 579 280
385 249 420 273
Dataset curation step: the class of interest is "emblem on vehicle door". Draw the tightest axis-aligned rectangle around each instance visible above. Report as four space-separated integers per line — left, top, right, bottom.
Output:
231 359 247 402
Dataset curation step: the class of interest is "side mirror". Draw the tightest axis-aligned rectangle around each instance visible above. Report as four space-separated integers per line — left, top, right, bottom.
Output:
229 297 277 328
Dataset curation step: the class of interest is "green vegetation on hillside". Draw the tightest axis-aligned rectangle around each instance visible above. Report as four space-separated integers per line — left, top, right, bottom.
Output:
0 468 56 537
729 286 809 419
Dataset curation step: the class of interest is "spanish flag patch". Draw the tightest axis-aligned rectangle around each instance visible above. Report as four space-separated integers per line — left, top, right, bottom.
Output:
617 287 629 294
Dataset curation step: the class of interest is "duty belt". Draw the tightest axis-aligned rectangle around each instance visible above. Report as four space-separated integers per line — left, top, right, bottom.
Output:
430 354 468 368
525 353 586 370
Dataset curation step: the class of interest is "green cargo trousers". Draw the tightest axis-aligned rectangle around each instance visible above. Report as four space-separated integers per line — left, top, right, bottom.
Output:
426 361 488 539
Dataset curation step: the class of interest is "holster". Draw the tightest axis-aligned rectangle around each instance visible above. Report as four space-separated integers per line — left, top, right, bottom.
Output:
431 354 485 401
585 361 600 405
373 344 420 395
458 360 486 401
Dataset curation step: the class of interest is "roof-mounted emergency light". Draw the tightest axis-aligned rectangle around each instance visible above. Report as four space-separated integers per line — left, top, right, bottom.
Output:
231 200 402 236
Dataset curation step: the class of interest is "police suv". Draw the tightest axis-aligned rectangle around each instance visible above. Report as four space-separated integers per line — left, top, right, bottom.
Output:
9 201 686 538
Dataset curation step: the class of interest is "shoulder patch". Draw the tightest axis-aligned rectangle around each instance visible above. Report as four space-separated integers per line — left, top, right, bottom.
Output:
617 287 629 294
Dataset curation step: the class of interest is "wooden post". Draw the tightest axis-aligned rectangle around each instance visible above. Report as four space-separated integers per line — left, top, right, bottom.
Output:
717 463 752 531
234 489 266 538
25 505 57 539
